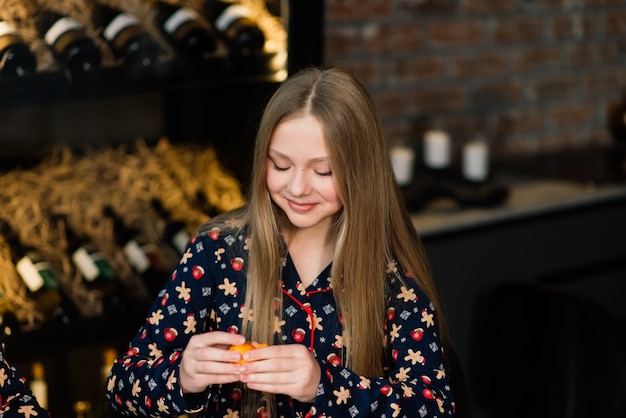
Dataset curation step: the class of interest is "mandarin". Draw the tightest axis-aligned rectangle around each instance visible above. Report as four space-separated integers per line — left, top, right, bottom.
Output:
228 342 267 364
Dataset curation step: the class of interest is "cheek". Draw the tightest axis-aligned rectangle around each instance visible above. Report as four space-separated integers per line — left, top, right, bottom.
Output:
320 181 342 205
265 170 282 195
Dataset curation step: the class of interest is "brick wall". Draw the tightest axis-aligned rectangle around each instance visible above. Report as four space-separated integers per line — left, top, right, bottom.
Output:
323 0 626 158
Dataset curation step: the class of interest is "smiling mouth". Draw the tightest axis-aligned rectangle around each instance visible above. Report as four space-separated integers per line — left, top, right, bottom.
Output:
287 199 316 212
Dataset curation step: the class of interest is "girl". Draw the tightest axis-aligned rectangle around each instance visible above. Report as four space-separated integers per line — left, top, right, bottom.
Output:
106 66 455 417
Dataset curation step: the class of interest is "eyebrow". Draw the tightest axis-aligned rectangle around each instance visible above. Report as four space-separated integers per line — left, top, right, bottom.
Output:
268 149 329 164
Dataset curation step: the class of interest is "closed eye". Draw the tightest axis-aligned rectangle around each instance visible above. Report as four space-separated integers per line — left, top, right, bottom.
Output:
268 155 289 171
273 163 289 171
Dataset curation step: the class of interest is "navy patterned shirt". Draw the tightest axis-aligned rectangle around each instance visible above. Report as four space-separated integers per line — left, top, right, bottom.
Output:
0 343 50 418
105 221 455 417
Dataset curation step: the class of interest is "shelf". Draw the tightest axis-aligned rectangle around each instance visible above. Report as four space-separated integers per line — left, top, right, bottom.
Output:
3 301 151 361
0 53 285 108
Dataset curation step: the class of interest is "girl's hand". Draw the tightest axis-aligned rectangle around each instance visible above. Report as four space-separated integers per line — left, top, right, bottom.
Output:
179 331 247 394
237 343 321 403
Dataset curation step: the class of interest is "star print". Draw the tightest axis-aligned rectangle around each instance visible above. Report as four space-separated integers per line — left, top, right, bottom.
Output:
184 315 197 334
16 405 38 418
176 282 191 302
390 323 402 341
180 248 193 264
421 309 434 328
149 309 165 325
404 349 425 365
395 366 410 381
397 286 417 302
333 386 350 405
218 278 238 296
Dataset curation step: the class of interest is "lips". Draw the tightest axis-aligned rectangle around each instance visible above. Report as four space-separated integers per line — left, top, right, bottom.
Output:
287 199 317 212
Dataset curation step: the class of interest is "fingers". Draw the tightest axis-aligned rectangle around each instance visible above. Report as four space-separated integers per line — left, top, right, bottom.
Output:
238 344 321 403
180 338 321 402
238 343 304 364
188 331 247 350
179 331 247 394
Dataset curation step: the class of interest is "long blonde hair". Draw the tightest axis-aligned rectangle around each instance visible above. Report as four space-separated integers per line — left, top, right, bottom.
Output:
237 65 443 414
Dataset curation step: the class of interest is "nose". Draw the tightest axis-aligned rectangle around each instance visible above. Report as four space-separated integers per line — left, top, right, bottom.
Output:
287 169 311 196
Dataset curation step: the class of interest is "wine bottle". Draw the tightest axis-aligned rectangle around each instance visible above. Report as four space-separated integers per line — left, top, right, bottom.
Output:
0 19 37 78
154 1 217 61
0 219 64 323
203 0 265 56
56 215 125 312
29 362 48 409
35 9 101 78
91 4 159 75
150 198 191 255
102 206 166 297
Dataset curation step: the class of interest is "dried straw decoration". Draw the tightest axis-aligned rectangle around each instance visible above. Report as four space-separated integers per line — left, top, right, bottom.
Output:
0 139 245 330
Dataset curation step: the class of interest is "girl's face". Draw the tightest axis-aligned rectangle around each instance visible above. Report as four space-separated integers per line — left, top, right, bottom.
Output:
266 114 343 233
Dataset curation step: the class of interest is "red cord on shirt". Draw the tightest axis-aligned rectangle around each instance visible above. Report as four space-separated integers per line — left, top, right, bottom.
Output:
281 287 332 352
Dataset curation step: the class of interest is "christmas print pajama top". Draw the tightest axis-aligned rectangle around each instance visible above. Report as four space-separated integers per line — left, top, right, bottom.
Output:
0 342 50 418
105 221 456 417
